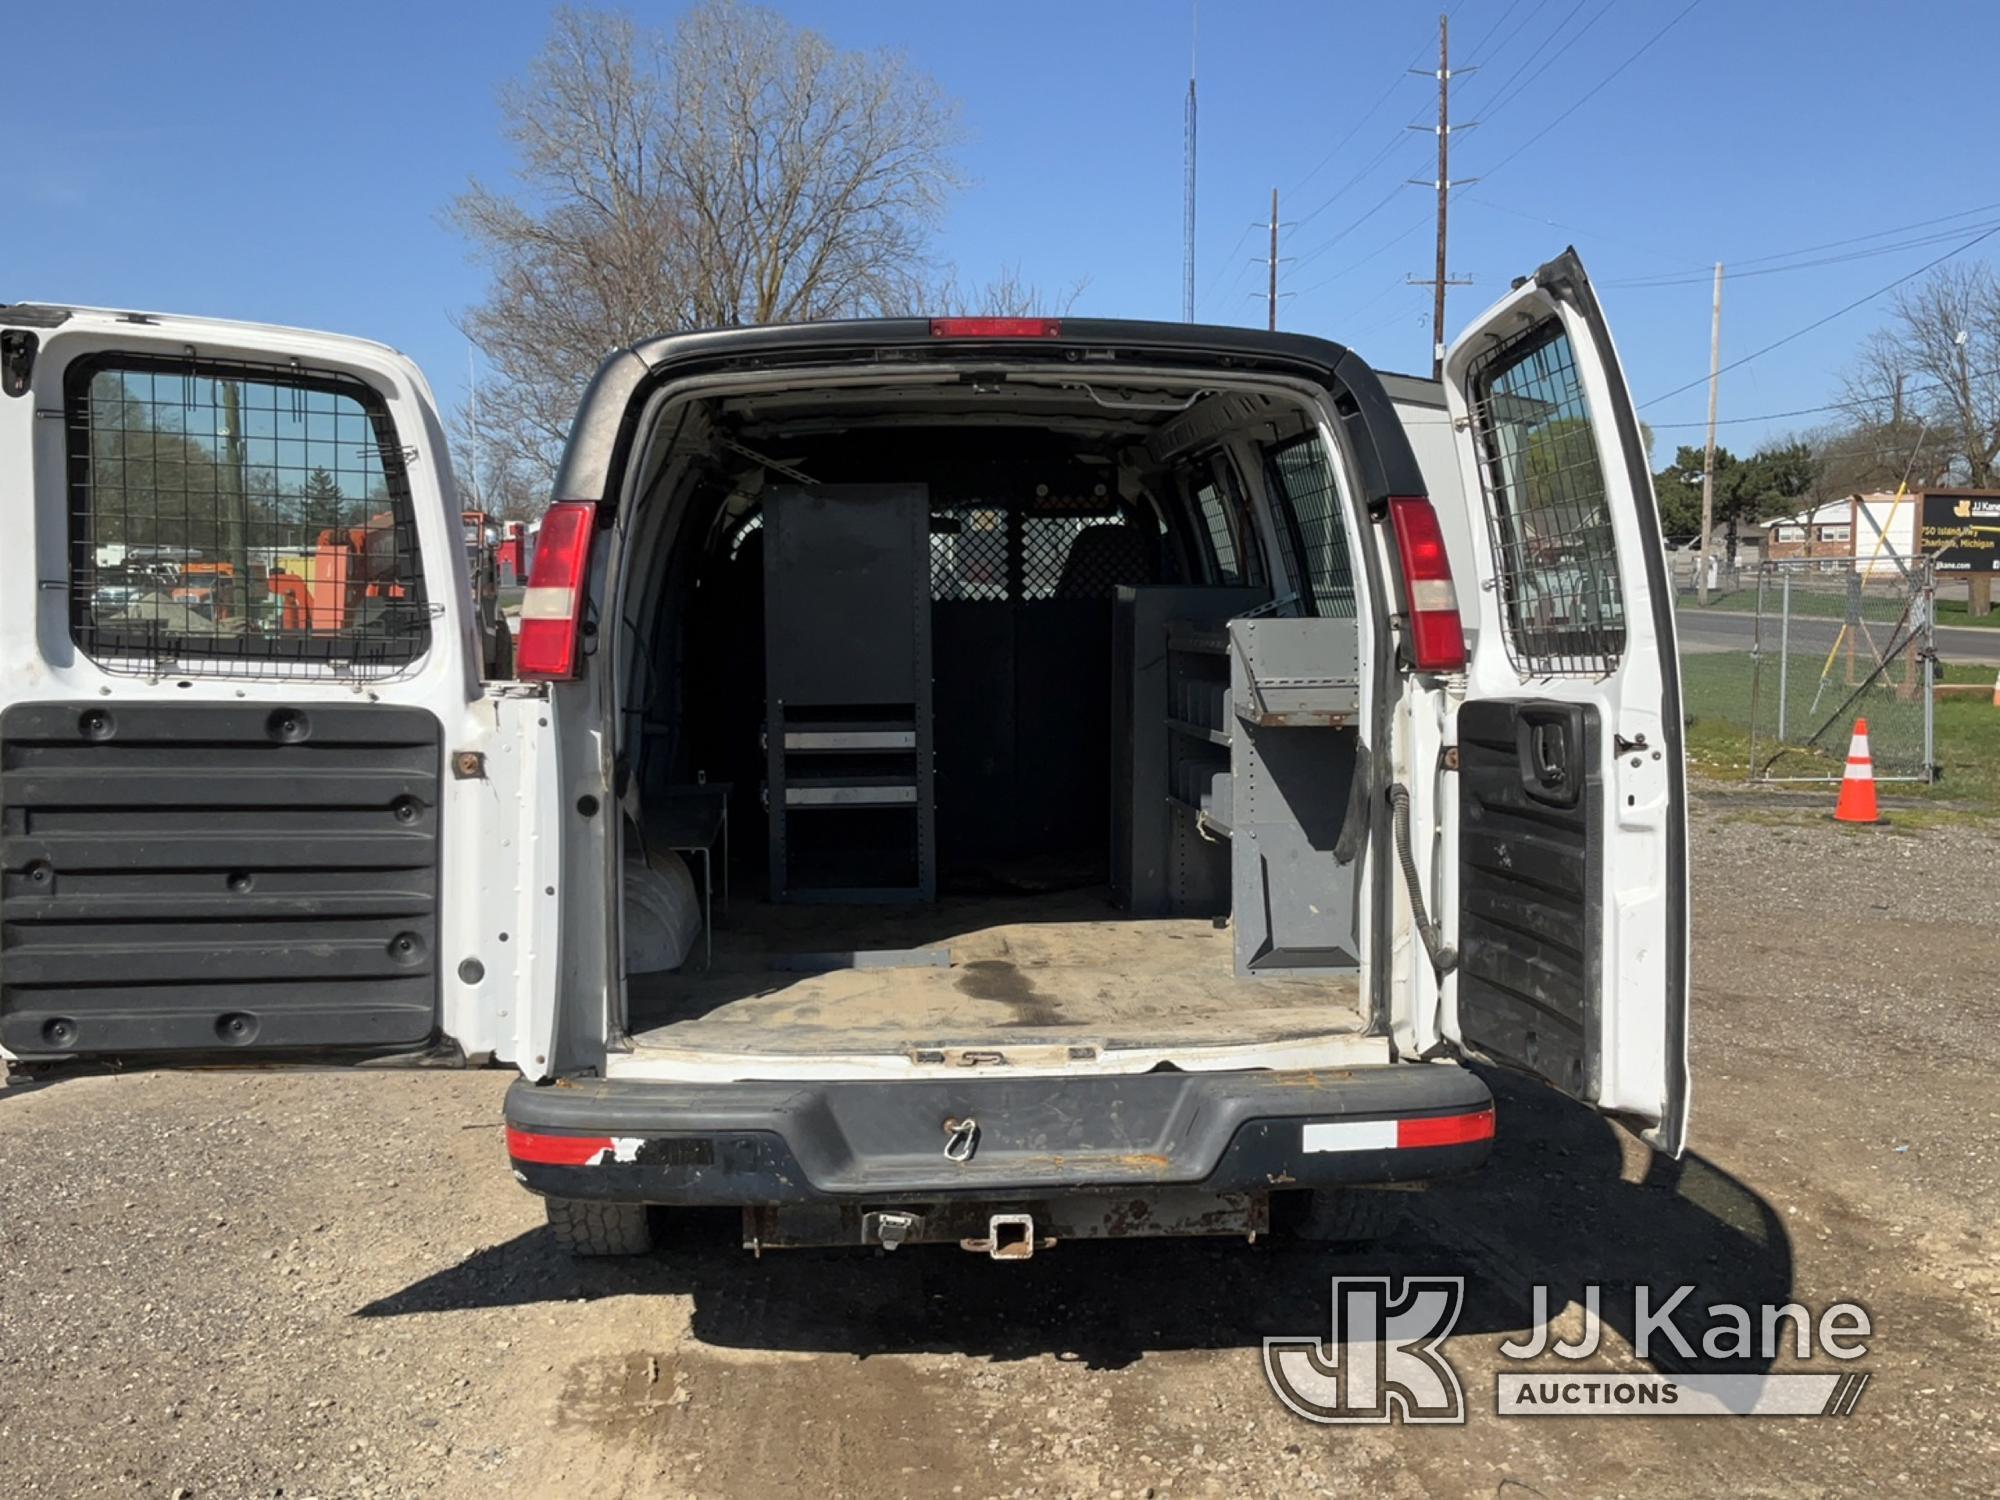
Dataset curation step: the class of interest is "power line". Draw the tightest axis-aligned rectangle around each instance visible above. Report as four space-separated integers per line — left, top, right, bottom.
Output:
1196 221 1256 315
1460 0 1541 65
1608 222 2000 288
1346 286 1433 347
1291 10 1484 287
1475 0 1704 182
1639 221 2000 407
1456 194 1693 270
1286 3 1477 206
1293 209 1439 300
1285 40 1433 203
1470 0 1601 120
1648 364 2000 429
1292 121 1427 233
1292 180 1409 271
1604 202 2000 286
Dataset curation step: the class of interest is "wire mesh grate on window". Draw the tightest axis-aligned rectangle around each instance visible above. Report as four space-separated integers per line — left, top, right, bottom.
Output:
1465 322 1627 675
68 355 431 679
1193 481 1241 583
1266 435 1356 617
927 501 1147 601
929 504 1010 600
1027 512 1147 598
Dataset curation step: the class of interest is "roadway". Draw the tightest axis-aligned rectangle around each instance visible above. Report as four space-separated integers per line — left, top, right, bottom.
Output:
1674 606 2000 664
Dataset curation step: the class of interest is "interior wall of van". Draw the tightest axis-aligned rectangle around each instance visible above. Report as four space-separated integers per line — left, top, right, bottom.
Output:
596 367 1392 1081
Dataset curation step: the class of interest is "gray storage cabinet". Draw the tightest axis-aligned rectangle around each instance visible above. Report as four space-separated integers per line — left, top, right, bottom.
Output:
1111 585 1266 915
762 484 936 903
1227 617 1363 973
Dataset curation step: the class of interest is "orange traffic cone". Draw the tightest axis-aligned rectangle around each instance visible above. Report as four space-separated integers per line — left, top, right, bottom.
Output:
1834 719 1882 824
1991 669 2000 709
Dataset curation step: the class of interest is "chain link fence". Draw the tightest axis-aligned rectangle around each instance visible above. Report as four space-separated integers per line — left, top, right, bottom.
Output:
1743 558 1936 782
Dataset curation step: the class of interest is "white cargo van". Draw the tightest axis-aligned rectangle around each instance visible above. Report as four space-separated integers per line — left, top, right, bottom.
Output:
0 250 1686 1257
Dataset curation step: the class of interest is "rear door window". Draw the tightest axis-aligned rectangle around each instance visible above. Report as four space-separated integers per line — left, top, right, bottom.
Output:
68 355 431 677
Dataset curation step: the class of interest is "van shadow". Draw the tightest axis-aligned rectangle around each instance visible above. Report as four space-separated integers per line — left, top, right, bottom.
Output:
358 1069 1791 1374
0 1071 69 1107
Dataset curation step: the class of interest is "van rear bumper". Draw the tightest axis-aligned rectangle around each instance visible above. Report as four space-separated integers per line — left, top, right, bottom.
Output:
502 1062 1493 1204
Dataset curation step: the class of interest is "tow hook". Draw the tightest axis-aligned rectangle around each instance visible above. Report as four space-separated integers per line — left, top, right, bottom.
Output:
942 1116 980 1163
961 1212 1039 1260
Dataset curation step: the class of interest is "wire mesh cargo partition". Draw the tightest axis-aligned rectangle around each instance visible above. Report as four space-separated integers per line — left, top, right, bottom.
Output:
1463 319 1628 676
1744 558 1936 782
66 353 433 680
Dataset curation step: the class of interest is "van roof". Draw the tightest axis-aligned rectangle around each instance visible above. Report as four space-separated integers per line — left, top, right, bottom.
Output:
0 302 410 364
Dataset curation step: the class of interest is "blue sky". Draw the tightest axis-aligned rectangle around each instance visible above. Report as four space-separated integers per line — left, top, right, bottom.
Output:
7 1 1995 465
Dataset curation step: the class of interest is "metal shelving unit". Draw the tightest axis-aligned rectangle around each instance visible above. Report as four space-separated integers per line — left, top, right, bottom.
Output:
763 485 936 903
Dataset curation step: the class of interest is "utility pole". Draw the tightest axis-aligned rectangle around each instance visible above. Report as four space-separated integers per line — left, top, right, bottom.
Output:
1697 261 1724 607
1407 13 1475 378
1267 188 1281 332
1249 194 1292 328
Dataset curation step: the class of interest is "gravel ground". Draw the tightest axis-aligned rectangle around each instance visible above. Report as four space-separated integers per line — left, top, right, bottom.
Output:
2 786 1997 1497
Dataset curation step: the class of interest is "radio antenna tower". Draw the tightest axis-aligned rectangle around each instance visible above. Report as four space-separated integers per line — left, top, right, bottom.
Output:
1183 4 1198 322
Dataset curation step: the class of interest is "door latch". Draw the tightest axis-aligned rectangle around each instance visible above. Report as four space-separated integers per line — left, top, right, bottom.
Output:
1613 732 1649 756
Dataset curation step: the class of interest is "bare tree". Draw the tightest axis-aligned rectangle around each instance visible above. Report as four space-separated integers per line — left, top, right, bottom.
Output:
1811 331 1941 500
452 2 964 486
931 261 1090 318
1832 264 2000 489
1891 262 2000 487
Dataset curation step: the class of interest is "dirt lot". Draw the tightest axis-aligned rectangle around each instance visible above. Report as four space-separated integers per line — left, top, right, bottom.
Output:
3 789 1998 1498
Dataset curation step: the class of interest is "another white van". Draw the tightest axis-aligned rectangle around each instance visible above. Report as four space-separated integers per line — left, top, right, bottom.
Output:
0 250 1686 1257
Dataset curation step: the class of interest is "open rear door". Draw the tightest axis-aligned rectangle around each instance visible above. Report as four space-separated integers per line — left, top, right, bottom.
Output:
0 304 559 1076
1437 251 1689 1153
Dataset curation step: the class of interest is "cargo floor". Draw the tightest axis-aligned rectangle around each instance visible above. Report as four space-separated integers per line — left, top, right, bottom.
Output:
620 889 1364 1057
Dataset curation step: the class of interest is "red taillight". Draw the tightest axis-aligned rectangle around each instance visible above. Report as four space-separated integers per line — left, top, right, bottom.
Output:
1385 495 1467 673
1396 1107 1496 1149
516 501 597 680
505 1127 614 1165
928 317 1062 339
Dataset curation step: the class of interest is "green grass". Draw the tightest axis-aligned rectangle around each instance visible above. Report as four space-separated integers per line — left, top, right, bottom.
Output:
1672 587 1760 613
1934 598 2000 628
1678 654 2000 813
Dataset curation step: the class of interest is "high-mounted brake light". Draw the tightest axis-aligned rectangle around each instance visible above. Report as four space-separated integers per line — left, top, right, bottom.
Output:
929 317 1062 339
516 500 598 680
1385 495 1467 673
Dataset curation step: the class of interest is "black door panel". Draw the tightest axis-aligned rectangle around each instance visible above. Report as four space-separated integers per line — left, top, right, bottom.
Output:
1455 698 1601 1099
1 702 441 1057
